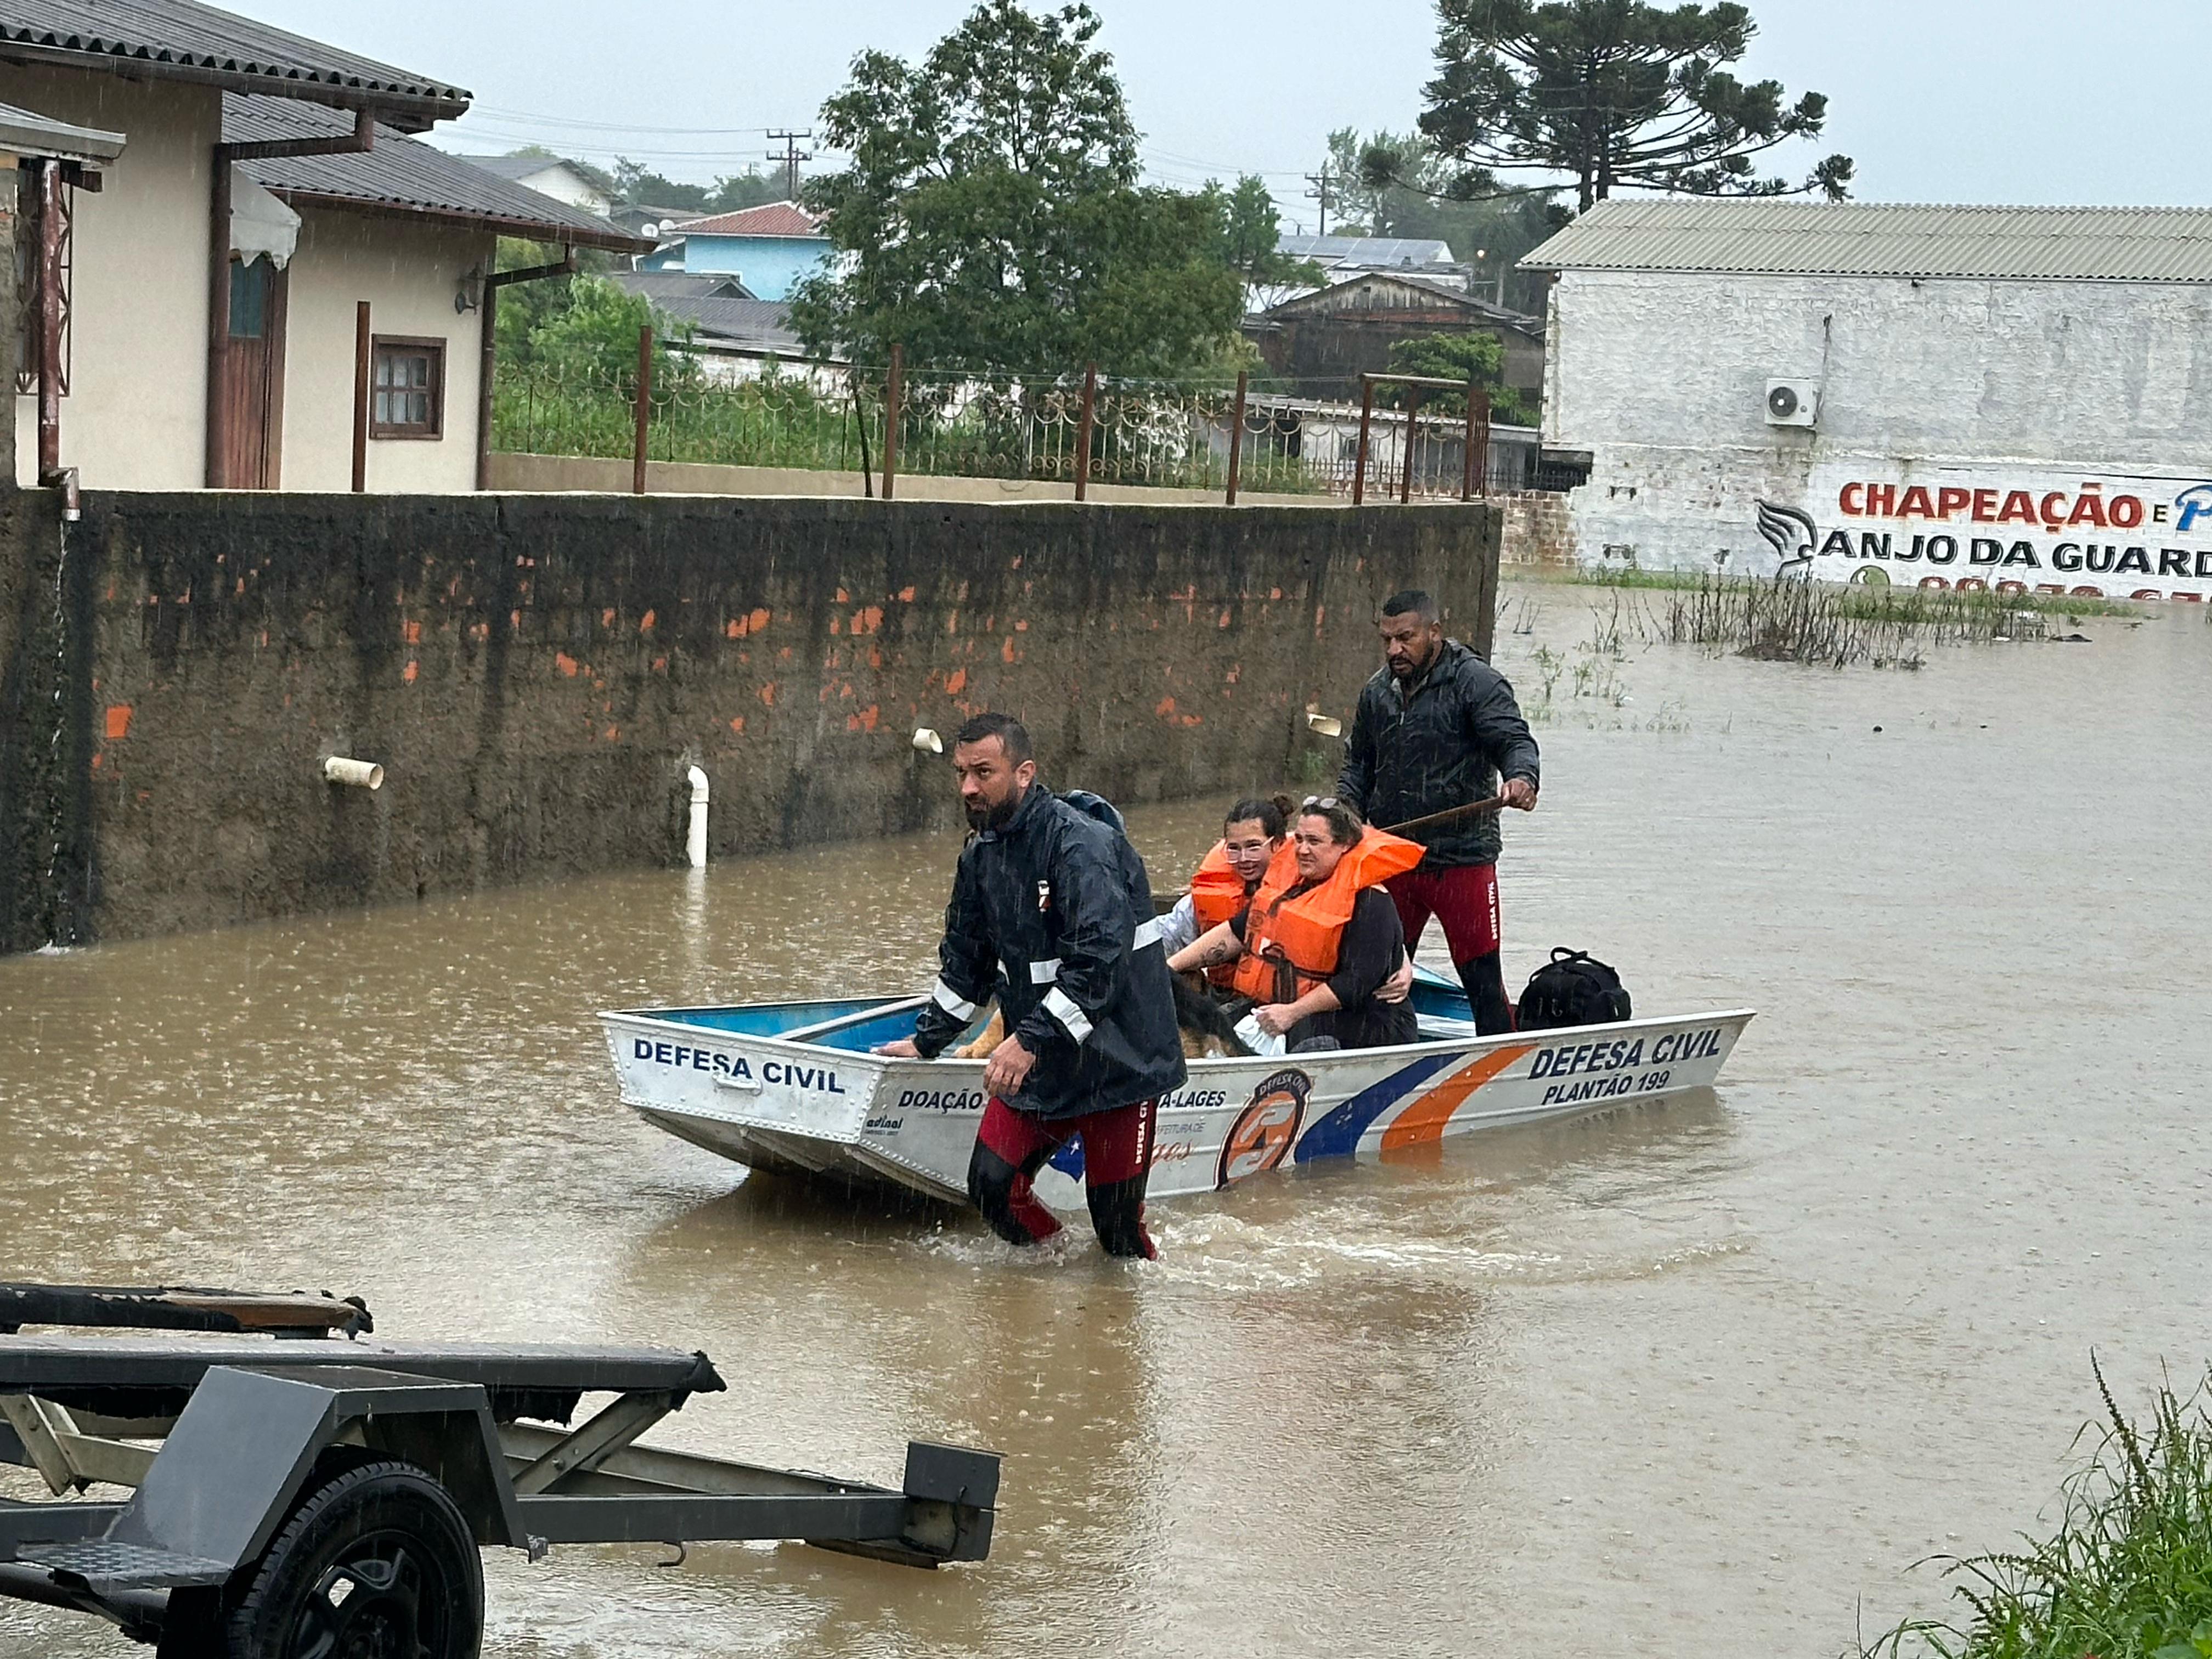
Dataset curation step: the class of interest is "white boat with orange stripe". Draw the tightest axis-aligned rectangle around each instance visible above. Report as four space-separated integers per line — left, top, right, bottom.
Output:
600 969 1755 1210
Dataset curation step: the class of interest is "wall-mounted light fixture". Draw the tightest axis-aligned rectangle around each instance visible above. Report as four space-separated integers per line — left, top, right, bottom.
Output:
454 266 484 314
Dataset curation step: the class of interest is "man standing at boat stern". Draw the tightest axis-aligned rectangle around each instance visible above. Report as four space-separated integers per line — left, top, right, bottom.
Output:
1336 590 1540 1035
877 713 1187 1259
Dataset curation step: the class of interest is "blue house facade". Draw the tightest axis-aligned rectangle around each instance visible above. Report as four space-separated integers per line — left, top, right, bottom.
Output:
636 201 830 300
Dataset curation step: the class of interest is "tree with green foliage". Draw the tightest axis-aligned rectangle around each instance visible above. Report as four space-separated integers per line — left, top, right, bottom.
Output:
1378 332 1536 425
496 273 694 387
1320 127 1559 312
1418 0 1852 212
789 0 1248 378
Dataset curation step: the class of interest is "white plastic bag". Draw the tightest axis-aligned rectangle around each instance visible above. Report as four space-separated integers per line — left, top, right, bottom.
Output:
1233 1012 1286 1058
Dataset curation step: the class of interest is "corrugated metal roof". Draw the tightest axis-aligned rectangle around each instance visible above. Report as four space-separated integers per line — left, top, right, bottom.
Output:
0 0 467 126
678 201 825 239
225 95 644 251
1521 198 2212 284
608 271 754 303
664 296 804 353
0 94 121 159
1278 234 1455 268
1261 269 1541 332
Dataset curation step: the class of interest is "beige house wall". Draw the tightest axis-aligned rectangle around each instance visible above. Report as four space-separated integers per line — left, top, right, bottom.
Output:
3 68 217 489
280 209 489 492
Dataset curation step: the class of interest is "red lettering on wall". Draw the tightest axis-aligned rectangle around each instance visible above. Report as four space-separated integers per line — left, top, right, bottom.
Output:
1936 487 1972 518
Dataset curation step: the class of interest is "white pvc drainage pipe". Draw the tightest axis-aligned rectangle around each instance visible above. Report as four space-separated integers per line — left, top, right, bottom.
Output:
685 766 709 868
323 756 383 790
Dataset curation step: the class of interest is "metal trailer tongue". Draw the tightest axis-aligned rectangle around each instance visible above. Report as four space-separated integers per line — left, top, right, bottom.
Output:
0 1282 999 1657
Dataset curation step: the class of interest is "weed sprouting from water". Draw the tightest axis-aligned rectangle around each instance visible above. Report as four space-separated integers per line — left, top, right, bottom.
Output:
1658 575 2140 668
1859 1359 2212 1659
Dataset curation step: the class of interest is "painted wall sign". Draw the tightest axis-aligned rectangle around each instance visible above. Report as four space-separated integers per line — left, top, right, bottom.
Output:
1754 468 2212 601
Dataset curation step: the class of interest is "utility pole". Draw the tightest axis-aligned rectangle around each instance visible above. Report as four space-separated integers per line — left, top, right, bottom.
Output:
1303 166 1336 237
766 129 812 201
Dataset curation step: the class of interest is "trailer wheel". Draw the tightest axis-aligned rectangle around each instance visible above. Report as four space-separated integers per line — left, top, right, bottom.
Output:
222 1458 482 1659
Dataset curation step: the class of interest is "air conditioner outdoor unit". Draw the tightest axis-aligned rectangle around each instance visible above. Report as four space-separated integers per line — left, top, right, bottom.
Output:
1764 379 1820 427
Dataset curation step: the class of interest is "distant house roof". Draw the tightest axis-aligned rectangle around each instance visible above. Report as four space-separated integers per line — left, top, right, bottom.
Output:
1277 234 1455 269
667 297 807 355
1521 198 2212 284
1260 270 1542 336
456 154 577 183
608 270 754 303
0 0 469 128
676 201 826 239
0 95 122 163
224 95 645 251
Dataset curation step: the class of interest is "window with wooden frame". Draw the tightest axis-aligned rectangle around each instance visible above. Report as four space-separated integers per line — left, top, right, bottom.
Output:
369 335 444 438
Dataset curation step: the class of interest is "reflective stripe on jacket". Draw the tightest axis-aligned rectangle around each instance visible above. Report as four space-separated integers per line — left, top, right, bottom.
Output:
1231 828 1425 1005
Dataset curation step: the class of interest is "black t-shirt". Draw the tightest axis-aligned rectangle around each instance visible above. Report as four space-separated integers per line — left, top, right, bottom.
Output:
1232 885 1417 1049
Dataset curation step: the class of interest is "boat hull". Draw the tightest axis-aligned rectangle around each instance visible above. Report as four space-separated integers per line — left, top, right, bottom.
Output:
602 999 1756 1212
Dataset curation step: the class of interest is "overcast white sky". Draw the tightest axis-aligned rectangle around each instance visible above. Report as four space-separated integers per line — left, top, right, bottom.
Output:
242 0 2212 218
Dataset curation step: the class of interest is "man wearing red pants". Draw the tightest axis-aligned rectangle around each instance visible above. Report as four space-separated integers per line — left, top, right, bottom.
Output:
1336 590 1540 1034
876 713 1187 1259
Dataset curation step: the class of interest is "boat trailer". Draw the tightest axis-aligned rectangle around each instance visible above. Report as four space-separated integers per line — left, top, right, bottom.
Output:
0 1283 998 1657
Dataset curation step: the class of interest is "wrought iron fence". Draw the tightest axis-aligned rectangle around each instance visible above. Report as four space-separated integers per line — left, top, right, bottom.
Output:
489 345 1542 500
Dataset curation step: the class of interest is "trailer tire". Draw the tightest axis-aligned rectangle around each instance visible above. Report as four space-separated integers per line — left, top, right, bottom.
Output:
222 1458 482 1659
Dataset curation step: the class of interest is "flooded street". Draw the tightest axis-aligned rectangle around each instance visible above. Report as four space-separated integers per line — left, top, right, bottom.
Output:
4 582 2209 1658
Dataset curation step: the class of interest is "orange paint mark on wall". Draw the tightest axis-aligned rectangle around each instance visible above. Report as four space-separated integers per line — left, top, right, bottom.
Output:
652 656 667 673
1001 637 1018 664
759 682 778 706
604 725 620 741
1013 618 1029 632
1154 695 1176 717
603 608 617 627
403 660 419 684
840 681 854 698
89 752 101 771
510 610 521 630
1269 587 1283 600
1180 713 1203 727
1225 665 1240 684
945 668 968 695
729 715 746 734
854 605 883 634
898 585 916 602
778 646 792 661
104 706 132 740
1217 608 1232 628
639 610 656 632
726 619 743 639
945 613 959 634
403 619 422 644
830 616 842 634
555 652 580 677
846 704 882 733
749 607 771 633
867 647 882 669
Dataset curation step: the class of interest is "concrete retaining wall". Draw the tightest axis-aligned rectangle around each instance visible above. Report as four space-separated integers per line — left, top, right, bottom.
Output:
0 489 1499 951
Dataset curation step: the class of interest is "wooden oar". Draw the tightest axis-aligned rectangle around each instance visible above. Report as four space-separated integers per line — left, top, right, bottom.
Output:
1379 795 1505 838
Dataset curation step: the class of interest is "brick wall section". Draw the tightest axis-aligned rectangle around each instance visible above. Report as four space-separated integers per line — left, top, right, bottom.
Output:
2 492 1499 949
1497 489 1576 568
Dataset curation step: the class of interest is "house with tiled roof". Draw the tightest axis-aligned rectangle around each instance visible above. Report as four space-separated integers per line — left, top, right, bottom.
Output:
0 0 645 492
639 200 830 300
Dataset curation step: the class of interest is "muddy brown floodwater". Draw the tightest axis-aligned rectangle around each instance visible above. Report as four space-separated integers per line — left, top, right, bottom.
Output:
3 583 2209 1658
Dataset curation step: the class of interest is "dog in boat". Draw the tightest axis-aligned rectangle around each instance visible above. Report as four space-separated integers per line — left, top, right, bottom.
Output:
956 970 1251 1060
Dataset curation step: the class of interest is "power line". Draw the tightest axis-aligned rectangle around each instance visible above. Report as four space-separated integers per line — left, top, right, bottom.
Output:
1304 166 1338 235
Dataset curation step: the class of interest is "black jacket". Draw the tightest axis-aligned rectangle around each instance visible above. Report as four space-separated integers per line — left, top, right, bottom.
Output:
911 784 1188 1119
1336 638 1541 869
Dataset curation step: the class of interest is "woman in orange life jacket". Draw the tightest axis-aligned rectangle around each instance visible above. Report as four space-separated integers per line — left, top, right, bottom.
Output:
1159 795 1416 1009
1166 798 1423 1052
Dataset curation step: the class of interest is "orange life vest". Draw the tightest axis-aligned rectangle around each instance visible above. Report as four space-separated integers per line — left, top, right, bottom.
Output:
1231 828 1424 1006
1188 842 1257 989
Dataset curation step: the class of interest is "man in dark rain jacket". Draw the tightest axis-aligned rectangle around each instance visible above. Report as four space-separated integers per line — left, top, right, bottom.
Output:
876 713 1186 1259
1336 589 1541 1035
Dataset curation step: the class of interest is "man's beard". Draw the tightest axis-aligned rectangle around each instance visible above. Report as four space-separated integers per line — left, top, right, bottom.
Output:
965 792 1020 831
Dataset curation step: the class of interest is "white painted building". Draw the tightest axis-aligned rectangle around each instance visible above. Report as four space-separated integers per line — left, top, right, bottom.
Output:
1522 200 2212 601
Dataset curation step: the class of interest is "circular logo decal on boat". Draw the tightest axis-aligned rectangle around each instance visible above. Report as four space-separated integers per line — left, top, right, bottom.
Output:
1217 1068 1311 1188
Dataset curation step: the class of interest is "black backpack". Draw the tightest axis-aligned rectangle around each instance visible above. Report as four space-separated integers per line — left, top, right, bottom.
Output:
1516 949 1632 1031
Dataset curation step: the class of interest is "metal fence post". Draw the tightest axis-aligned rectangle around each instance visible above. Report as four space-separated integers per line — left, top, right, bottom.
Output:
632 324 652 495
1074 363 1097 502
881 341 903 501
1472 387 1492 498
1224 370 1247 506
1398 384 1421 504
1460 376 1479 501
350 300 370 493
1351 375 1374 506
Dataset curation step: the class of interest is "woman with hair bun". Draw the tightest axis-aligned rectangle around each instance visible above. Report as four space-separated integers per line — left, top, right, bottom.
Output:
1167 798 1423 1051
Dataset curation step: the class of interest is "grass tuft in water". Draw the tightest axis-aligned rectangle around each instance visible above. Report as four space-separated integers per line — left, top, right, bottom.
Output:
1860 1359 2212 1659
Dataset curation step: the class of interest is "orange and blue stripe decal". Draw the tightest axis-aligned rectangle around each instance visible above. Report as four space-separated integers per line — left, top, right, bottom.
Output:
1378 1044 1534 1153
1294 1053 1457 1163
